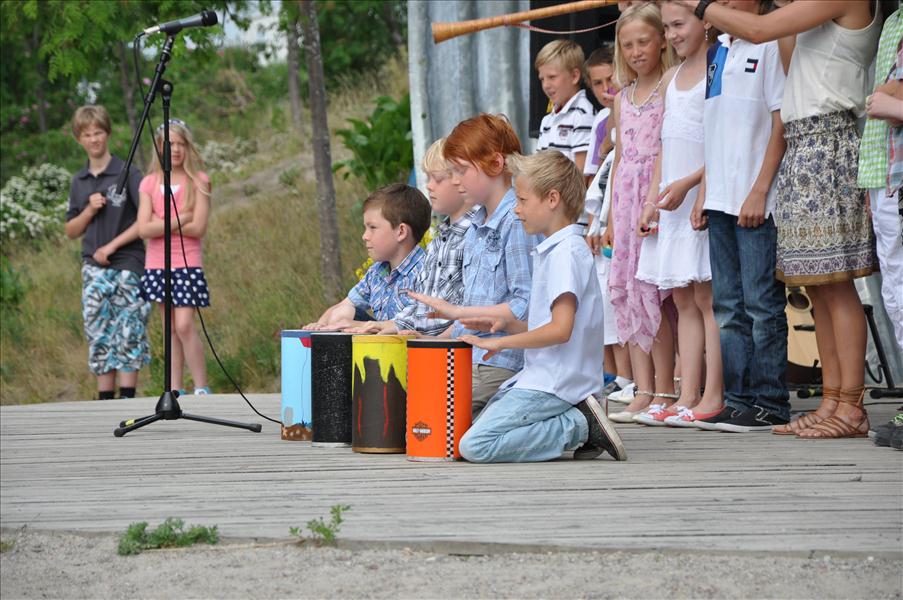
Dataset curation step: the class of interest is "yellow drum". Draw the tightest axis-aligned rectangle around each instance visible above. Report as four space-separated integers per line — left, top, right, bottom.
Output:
351 335 410 453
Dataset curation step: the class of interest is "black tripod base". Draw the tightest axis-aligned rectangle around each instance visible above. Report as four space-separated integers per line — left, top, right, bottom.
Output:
114 391 262 437
869 387 903 399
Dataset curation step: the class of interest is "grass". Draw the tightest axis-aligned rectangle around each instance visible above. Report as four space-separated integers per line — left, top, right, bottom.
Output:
117 518 219 556
0 53 409 404
290 504 351 546
0 539 13 553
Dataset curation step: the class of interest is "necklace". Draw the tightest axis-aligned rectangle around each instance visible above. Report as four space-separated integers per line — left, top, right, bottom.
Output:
629 75 664 109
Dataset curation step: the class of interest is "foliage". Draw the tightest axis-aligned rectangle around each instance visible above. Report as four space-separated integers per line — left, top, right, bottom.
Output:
117 518 219 556
200 137 258 174
0 255 27 310
333 94 413 191
276 1 406 90
0 163 69 244
290 504 350 546
0 539 13 553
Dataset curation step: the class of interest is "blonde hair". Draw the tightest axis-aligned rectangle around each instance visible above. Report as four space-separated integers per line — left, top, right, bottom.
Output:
534 39 585 73
72 105 111 138
148 121 209 212
507 151 586 222
421 138 451 176
614 2 676 87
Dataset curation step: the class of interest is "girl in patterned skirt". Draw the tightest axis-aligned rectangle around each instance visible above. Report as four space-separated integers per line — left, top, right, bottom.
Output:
679 0 881 439
137 119 212 395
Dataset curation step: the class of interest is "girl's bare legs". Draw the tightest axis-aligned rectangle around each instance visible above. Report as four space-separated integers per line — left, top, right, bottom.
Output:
694 281 724 413
805 286 842 416
613 343 633 379
97 371 116 396
174 307 208 390
671 285 703 408
803 280 866 428
625 344 655 412
604 345 616 375
652 309 676 398
159 304 185 391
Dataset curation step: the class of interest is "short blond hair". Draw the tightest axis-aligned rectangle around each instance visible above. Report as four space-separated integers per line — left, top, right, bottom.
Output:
534 39 585 73
614 2 676 87
71 105 111 138
507 151 586 222
421 138 451 176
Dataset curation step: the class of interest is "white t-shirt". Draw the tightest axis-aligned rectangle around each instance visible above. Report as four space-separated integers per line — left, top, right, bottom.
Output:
537 89 595 163
505 224 605 405
703 35 785 217
583 107 611 176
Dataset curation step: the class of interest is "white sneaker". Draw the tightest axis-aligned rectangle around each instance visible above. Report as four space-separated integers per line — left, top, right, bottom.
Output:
607 382 636 404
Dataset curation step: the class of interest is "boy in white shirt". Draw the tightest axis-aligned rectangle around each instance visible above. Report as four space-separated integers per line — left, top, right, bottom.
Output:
535 40 595 173
458 151 627 463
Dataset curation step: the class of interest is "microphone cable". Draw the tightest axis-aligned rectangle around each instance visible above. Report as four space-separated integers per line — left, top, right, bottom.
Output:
131 33 281 427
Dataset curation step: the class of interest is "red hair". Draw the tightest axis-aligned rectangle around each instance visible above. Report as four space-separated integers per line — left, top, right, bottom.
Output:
443 114 522 178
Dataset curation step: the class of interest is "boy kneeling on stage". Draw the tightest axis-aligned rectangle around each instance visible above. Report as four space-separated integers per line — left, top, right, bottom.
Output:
458 151 627 463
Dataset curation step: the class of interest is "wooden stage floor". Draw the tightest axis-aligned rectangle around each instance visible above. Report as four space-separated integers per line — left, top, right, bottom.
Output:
2 395 901 557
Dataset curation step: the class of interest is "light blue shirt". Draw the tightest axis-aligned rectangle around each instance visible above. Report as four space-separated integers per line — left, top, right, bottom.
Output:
453 188 537 371
507 224 605 404
347 246 425 321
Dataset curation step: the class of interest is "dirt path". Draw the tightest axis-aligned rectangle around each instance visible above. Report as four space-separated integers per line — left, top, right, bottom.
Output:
1 529 900 599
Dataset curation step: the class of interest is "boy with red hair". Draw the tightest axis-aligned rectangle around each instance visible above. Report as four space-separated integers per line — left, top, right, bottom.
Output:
408 114 536 414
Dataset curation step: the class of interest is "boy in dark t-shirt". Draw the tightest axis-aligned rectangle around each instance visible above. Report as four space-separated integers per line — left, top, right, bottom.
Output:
64 105 150 399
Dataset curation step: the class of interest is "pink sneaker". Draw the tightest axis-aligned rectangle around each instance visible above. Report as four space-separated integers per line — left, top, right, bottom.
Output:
632 404 676 426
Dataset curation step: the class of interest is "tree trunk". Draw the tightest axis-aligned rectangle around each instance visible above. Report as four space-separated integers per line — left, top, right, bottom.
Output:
285 3 304 134
300 0 343 303
117 41 146 170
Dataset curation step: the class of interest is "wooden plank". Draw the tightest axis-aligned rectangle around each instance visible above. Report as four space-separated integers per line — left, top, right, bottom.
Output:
2 395 901 556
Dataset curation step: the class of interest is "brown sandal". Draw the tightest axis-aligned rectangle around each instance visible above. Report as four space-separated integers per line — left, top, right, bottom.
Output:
772 387 840 435
797 387 869 439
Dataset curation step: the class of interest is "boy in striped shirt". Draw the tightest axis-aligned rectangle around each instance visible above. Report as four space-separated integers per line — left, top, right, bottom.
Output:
535 39 596 174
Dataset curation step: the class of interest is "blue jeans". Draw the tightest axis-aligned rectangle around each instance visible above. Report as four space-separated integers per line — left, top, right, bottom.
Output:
707 211 790 419
459 387 589 463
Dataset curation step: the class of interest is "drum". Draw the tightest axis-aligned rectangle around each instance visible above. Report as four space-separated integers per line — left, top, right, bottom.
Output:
280 330 312 441
406 339 473 461
311 332 354 447
351 335 410 453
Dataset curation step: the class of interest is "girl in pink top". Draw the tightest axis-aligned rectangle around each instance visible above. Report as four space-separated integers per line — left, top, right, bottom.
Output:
137 119 212 395
603 3 678 422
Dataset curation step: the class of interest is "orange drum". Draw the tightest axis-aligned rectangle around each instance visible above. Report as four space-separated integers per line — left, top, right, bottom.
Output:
406 339 472 461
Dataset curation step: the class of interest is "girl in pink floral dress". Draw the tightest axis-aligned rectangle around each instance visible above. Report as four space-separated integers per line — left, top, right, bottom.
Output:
602 3 676 422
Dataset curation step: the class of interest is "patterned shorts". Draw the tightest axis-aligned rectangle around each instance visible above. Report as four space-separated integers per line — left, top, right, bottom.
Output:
775 111 878 285
140 267 211 307
81 264 152 375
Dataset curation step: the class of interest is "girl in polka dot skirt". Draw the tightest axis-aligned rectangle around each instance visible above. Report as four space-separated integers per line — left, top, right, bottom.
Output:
137 119 212 395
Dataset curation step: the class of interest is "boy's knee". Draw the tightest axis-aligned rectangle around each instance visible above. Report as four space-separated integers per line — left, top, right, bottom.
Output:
459 428 490 463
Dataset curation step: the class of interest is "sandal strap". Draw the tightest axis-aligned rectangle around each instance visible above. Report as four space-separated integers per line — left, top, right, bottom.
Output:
653 392 679 399
634 390 655 397
837 387 866 407
822 386 841 401
801 413 868 438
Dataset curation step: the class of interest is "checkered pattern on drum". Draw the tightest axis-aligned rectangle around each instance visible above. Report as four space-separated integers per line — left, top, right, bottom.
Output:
445 348 455 459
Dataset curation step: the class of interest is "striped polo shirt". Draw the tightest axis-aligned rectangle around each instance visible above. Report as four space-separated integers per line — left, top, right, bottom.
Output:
537 89 595 163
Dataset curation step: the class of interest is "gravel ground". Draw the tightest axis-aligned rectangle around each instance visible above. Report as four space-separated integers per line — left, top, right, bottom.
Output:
1 529 901 599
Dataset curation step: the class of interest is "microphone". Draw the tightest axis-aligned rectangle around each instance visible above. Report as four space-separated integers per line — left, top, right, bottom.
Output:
143 10 218 36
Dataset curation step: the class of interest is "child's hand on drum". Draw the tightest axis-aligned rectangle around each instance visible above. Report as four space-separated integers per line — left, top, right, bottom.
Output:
403 290 462 320
459 334 504 359
460 316 508 334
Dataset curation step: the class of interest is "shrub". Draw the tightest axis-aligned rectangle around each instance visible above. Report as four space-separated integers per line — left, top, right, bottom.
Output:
333 94 412 191
199 137 258 175
0 163 70 244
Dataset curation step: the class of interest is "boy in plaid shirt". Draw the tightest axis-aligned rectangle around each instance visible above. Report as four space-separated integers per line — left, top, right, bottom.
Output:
306 183 431 329
352 139 476 336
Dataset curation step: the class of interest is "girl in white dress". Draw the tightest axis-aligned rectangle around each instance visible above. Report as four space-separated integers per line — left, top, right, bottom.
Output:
634 1 724 426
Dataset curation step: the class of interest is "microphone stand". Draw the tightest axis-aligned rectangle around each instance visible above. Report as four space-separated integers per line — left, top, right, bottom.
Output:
114 34 260 437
